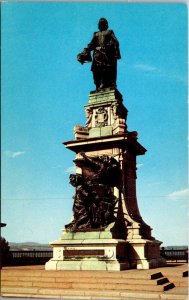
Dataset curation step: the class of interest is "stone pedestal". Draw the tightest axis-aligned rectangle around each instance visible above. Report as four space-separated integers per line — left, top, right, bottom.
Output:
45 89 166 271
127 239 165 269
45 225 130 271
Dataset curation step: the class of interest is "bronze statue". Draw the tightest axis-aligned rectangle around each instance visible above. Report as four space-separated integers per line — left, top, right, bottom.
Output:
66 153 120 231
65 174 91 231
77 18 121 91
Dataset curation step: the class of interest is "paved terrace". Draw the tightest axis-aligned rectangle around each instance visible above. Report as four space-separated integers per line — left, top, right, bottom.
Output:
1 263 188 299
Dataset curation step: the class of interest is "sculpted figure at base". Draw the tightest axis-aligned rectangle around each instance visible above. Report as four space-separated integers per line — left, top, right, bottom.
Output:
77 18 121 91
65 174 91 231
65 153 120 231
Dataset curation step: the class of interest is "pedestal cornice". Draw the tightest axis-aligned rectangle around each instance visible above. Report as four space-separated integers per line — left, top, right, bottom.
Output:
63 132 147 156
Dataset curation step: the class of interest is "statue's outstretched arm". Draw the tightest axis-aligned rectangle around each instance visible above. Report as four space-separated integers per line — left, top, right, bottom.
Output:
77 33 96 64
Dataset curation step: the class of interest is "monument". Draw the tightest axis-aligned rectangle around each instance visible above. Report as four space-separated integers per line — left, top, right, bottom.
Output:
45 18 166 271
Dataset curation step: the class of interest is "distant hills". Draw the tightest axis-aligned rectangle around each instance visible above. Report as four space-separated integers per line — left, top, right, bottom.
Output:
9 242 52 251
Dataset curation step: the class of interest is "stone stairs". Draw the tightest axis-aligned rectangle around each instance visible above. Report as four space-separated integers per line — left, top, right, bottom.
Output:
1 266 179 299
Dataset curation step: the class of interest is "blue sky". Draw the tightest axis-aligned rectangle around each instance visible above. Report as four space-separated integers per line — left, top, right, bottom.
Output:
2 2 188 246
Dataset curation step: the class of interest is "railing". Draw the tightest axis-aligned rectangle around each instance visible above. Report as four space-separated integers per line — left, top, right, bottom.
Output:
7 250 53 266
3 248 188 266
160 248 188 263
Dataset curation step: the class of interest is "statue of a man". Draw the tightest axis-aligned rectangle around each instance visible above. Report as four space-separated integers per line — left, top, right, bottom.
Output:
77 18 121 91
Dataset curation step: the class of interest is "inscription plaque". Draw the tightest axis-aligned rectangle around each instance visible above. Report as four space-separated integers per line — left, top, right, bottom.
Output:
63 249 105 256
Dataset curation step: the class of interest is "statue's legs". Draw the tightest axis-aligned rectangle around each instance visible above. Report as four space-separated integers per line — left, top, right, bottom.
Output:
92 64 117 90
102 66 117 89
92 66 102 90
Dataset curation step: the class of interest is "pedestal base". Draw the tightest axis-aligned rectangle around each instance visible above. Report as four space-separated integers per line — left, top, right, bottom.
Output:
45 229 166 271
45 229 130 271
127 238 166 269
46 256 129 271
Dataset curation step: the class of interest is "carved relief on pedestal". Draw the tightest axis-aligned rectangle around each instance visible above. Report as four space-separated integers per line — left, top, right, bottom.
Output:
111 102 119 122
95 107 108 127
110 101 128 134
111 102 127 123
85 107 93 128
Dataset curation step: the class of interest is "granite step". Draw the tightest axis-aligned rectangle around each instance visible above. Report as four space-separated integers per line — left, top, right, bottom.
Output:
2 273 169 286
2 266 181 299
2 269 164 279
1 279 174 292
0 286 171 299
2 268 174 292
2 287 187 300
2 265 188 299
